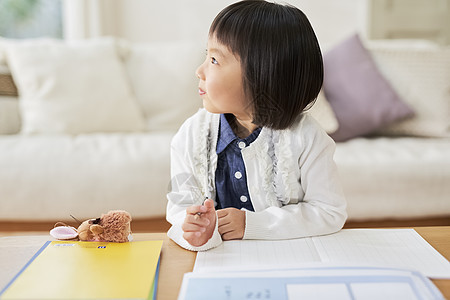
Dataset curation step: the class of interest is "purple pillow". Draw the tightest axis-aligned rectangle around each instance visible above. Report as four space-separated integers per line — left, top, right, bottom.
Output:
323 34 414 142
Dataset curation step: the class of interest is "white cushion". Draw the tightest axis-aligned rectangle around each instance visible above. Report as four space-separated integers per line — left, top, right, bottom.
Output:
0 96 20 134
0 133 172 220
124 41 203 131
336 137 450 220
6 37 146 134
367 41 450 138
308 90 339 134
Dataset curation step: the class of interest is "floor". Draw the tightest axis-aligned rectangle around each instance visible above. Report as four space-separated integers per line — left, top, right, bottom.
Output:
1 216 449 233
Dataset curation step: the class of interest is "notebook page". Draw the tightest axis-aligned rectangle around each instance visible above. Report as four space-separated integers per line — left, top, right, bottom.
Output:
194 238 320 272
312 229 450 278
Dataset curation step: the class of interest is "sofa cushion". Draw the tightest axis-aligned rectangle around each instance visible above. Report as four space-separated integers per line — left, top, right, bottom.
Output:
369 41 450 138
0 133 172 220
6 37 146 134
123 41 203 131
335 137 450 220
323 34 415 142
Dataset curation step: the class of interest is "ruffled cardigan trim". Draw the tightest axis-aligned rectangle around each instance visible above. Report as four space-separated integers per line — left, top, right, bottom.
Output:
192 109 301 207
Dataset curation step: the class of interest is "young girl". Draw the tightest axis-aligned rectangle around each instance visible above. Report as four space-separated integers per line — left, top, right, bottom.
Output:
166 0 347 251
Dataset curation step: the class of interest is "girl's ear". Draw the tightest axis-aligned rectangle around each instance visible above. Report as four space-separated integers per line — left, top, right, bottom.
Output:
90 224 104 235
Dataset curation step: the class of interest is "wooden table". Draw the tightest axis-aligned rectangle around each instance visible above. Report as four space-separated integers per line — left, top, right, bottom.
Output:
1 227 449 299
414 226 450 297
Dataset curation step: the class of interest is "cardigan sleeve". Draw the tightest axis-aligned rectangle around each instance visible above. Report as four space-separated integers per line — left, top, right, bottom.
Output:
243 115 347 240
166 117 223 251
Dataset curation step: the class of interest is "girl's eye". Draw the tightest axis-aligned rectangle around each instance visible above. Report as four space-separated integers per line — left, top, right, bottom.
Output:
211 57 218 65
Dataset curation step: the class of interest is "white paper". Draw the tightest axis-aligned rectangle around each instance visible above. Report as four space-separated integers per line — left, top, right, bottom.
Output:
286 283 351 300
194 237 320 272
194 229 450 278
312 229 450 278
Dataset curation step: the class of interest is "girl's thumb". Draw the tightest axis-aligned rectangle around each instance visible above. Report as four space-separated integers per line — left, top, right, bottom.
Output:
204 199 215 209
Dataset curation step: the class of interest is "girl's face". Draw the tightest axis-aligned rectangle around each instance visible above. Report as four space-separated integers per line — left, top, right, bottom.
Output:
196 37 251 120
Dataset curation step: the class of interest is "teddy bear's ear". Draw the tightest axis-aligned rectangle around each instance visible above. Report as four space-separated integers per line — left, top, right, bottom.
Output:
90 224 104 235
78 230 89 241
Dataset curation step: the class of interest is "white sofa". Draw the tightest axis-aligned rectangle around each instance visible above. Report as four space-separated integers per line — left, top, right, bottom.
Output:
322 36 450 222
0 37 203 221
0 36 449 223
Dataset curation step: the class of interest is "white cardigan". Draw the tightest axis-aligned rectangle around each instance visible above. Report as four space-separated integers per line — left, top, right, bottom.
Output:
166 109 347 251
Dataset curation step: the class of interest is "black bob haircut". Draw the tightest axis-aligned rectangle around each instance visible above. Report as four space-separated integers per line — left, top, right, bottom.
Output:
209 0 323 130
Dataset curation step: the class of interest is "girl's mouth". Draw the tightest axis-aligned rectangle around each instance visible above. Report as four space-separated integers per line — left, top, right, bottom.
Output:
198 88 206 96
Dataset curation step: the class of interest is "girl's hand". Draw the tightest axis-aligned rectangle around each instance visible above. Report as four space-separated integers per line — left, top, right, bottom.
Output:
217 208 245 240
182 199 216 247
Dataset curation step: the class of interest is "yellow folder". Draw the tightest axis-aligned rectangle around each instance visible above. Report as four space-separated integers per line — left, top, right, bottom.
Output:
1 240 163 299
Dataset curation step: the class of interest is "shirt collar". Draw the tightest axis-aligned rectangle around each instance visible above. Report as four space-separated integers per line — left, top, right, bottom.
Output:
216 114 262 154
216 114 237 154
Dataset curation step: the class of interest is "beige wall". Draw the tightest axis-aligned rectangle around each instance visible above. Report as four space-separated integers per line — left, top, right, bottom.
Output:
367 0 450 45
114 0 366 51
64 0 365 51
64 0 449 49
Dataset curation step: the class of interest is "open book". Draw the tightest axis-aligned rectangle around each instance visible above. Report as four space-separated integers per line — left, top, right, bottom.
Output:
178 229 449 300
194 229 450 278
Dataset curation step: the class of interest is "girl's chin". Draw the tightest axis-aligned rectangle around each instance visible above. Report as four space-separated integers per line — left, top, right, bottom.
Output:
202 99 227 115
202 100 215 113
203 106 219 114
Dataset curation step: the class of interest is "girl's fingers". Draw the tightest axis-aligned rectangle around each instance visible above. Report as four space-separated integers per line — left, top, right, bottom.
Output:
182 203 217 247
221 231 238 241
203 199 215 210
183 231 202 242
182 221 207 233
186 205 207 215
218 222 234 235
216 209 228 218
217 215 231 227
186 214 210 226
182 213 210 232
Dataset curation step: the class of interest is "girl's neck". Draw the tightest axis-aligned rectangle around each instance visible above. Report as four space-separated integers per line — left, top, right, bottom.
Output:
228 114 259 139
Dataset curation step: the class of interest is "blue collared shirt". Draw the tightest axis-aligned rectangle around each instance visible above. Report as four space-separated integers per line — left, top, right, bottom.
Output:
215 114 261 211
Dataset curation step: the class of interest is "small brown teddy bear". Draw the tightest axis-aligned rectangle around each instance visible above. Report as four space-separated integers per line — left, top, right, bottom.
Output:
50 210 133 243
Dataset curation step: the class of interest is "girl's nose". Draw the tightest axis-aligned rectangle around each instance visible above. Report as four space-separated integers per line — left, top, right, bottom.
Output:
195 63 205 80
